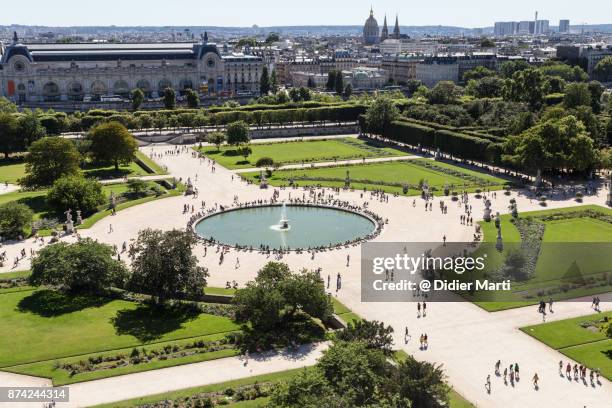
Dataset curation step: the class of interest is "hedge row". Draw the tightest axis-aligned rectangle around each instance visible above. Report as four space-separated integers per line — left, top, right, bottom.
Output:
39 104 367 135
386 120 503 163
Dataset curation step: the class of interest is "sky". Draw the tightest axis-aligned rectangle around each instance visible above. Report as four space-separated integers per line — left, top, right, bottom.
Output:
2 0 611 28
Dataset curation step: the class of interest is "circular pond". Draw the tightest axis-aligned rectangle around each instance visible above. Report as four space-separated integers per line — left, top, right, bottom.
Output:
194 205 376 250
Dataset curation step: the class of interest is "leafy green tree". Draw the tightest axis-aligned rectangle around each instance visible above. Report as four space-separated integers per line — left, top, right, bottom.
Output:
88 121 138 170
587 81 605 113
505 68 549 110
462 66 496 82
288 87 300 102
0 97 17 113
299 87 311 101
206 131 226 151
334 72 344 95
21 137 81 187
260 66 271 95
270 69 279 93
326 70 337 91
317 341 390 406
466 76 505 98
30 238 129 293
539 63 588 82
393 356 450 408
500 60 530 78
344 83 353 98
131 88 144 111
594 56 612 82
233 262 332 348
237 145 252 161
336 319 395 354
564 82 592 109
162 87 176 110
226 120 250 145
0 202 33 239
46 175 105 213
128 229 208 304
0 112 20 158
185 89 200 108
268 368 337 408
427 81 462 104
17 111 46 149
306 77 316 88
364 95 400 135
153 115 167 133
545 76 566 93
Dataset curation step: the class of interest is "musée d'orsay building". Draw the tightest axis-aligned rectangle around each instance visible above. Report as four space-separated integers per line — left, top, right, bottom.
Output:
0 32 263 103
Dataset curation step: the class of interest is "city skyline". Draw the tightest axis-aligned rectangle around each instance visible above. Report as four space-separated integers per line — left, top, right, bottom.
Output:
2 0 611 28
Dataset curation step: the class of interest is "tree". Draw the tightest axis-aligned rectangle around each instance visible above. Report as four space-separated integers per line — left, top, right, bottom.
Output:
288 87 300 102
427 81 462 104
30 238 129 294
466 76 505 98
153 115 167 134
185 89 200 108
393 356 449 408
298 87 311 101
463 66 496 82
0 112 20 158
270 69 279 93
226 120 250 145
594 56 612 82
364 95 400 135
88 121 138 171
505 68 549 110
326 70 337 91
255 157 274 167
46 175 105 214
17 111 46 149
0 202 33 239
268 368 336 408
587 81 605 113
500 60 530 78
236 145 252 161
343 83 353 98
131 88 144 111
0 97 17 113
260 66 271 95
265 33 280 44
129 229 208 304
336 319 394 354
563 82 592 109
162 87 176 110
317 341 390 407
206 131 226 151
540 63 588 82
334 72 344 95
126 178 148 197
233 262 332 348
21 137 81 187
306 77 316 89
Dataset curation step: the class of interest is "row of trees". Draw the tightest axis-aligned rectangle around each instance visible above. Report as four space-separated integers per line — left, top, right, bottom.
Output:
30 228 207 303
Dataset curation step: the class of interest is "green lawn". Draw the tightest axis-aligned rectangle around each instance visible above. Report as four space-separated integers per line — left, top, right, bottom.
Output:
468 205 612 311
242 159 508 196
521 312 611 379
0 160 26 183
0 289 239 368
6 332 239 385
135 151 167 175
199 138 406 169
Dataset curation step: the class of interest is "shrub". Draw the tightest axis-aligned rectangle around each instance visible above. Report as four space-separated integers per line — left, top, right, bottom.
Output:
0 202 33 239
127 179 148 197
46 175 105 214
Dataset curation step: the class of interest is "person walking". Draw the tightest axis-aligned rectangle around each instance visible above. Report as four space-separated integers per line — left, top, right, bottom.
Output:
485 374 491 393
532 373 539 388
514 363 520 380
417 302 421 318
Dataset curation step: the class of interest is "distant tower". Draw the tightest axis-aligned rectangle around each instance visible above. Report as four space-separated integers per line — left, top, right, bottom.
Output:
203 31 209 43
12 31 18 44
362 7 380 45
534 11 538 35
393 14 400 39
381 15 389 41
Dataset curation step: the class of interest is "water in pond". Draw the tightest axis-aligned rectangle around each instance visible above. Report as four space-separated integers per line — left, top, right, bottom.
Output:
194 205 375 250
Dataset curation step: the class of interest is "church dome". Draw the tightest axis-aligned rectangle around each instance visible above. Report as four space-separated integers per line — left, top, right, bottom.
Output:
363 8 380 45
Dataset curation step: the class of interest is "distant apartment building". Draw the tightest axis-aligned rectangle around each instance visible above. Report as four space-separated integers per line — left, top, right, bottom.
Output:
291 66 388 90
494 22 517 36
494 19 549 36
276 55 358 86
559 20 570 33
555 44 612 78
414 53 498 86
381 55 417 84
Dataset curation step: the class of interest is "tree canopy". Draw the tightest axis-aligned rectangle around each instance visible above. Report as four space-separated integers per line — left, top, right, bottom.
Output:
21 137 81 187
88 121 138 170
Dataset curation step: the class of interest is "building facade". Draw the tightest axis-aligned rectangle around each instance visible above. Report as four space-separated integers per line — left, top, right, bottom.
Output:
0 32 263 103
